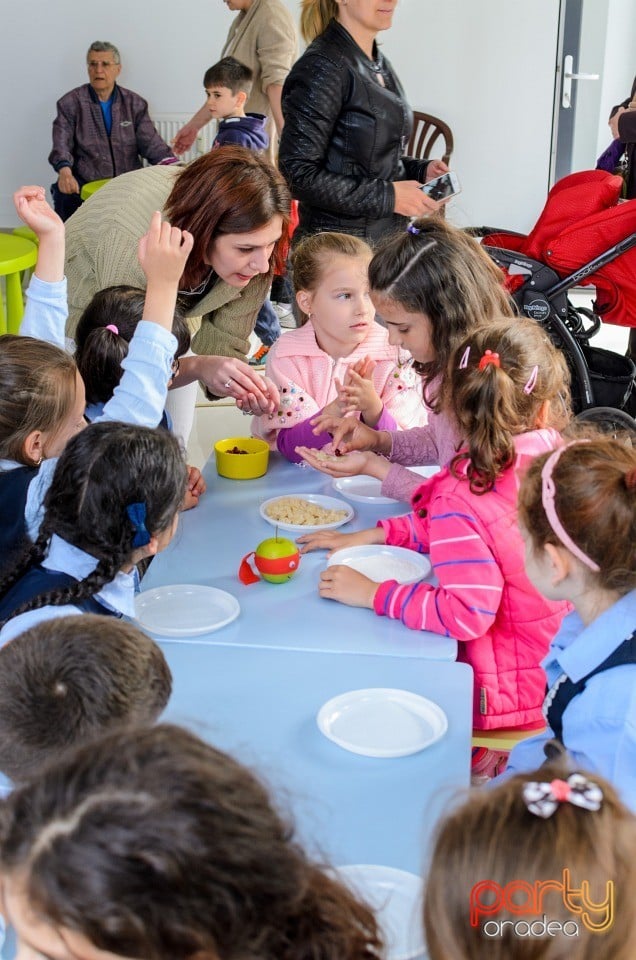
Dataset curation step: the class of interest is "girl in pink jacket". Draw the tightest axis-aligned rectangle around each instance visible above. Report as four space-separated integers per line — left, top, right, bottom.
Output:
298 319 572 734
251 231 427 461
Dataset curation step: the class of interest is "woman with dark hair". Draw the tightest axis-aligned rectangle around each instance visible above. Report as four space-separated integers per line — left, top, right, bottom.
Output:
64 147 291 429
0 724 384 960
278 0 448 246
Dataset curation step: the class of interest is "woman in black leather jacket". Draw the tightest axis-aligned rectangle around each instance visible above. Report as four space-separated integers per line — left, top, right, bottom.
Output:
279 0 447 245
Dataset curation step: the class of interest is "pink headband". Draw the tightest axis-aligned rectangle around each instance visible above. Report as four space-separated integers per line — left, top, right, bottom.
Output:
540 442 600 572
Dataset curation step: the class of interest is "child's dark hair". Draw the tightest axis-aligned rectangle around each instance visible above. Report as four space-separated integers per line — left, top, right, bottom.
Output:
203 55 253 95
74 285 190 405
448 318 571 494
0 422 187 623
0 335 78 464
518 436 636 593
368 218 514 411
423 764 636 960
291 231 372 325
0 723 383 960
0 615 171 783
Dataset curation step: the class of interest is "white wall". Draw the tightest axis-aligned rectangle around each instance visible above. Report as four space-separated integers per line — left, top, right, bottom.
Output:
596 0 636 154
0 1 633 231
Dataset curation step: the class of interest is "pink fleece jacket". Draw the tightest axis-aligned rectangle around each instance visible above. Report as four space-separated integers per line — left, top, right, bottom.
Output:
251 321 428 462
374 428 570 730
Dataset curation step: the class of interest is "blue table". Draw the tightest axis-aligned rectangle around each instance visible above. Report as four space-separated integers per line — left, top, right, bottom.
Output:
141 453 457 661
160 640 473 872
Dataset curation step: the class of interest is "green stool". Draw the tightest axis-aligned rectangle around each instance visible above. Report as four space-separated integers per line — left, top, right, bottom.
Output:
80 178 111 201
0 234 38 335
12 225 39 246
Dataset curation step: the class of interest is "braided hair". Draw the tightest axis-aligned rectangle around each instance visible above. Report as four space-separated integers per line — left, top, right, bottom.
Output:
0 422 186 624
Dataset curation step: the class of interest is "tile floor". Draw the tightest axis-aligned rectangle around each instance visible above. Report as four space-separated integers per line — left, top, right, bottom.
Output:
186 293 632 470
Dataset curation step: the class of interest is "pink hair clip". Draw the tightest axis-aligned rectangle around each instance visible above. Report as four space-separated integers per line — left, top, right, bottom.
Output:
458 346 471 369
105 324 119 335
478 350 500 371
524 364 539 394
522 773 603 819
541 442 600 572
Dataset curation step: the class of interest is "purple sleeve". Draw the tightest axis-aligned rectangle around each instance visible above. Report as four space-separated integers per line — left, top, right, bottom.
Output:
370 404 397 432
275 413 332 463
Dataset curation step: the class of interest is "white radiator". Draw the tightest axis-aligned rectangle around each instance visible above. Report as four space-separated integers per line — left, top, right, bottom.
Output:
153 113 217 163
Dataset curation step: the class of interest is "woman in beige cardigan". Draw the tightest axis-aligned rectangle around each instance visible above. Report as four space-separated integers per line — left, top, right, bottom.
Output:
173 0 298 163
65 146 291 439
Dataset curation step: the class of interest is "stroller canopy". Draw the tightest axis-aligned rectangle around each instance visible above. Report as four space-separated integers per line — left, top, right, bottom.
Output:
483 171 636 328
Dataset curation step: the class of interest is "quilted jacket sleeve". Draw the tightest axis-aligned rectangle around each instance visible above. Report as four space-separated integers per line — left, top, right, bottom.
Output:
279 54 395 219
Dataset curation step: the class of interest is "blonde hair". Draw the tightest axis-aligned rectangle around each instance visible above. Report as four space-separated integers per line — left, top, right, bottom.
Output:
300 0 338 43
291 231 372 324
448 318 571 494
424 764 636 960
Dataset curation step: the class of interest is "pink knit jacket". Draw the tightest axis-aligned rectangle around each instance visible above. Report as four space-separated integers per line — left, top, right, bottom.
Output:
374 428 570 729
252 321 428 461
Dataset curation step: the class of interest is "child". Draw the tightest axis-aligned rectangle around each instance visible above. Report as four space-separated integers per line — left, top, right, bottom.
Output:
203 56 280 365
252 231 428 461
14 186 206 512
423 764 636 960
0 421 187 644
205 56 268 151
299 319 571 733
0 724 383 960
0 614 171 784
296 217 514 500
504 437 636 808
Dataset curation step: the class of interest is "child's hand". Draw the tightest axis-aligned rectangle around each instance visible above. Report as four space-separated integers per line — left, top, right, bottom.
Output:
138 210 194 286
180 465 206 511
309 413 385 455
297 528 381 555
13 186 63 238
338 367 383 425
318 564 377 608
295 446 385 479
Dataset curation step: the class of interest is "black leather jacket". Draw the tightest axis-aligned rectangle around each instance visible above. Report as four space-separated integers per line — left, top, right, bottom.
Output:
279 19 429 245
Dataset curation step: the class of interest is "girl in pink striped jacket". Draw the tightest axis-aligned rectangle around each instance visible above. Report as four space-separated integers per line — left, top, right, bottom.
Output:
298 319 572 734
251 231 428 461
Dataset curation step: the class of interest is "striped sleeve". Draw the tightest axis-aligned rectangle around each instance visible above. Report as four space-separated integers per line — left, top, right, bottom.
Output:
373 497 503 638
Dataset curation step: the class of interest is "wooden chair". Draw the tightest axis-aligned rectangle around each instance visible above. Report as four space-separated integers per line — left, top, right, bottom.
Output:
408 111 454 166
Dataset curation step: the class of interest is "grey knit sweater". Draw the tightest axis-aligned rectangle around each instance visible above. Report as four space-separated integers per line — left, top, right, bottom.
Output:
64 165 270 359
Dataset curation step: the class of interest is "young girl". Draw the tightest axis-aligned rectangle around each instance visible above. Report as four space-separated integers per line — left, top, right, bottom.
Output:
296 217 514 500
424 764 636 960
0 723 383 960
299 319 571 733
251 231 428 462
504 437 636 808
1 188 193 572
0 422 186 644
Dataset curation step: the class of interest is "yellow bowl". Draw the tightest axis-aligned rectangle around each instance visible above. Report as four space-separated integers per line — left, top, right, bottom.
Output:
214 436 270 480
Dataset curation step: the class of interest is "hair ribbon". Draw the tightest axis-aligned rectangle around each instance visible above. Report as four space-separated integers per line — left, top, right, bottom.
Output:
522 773 603 819
126 502 151 548
105 324 119 335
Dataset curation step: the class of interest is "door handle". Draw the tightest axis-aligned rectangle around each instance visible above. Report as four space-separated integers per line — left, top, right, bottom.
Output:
562 54 600 108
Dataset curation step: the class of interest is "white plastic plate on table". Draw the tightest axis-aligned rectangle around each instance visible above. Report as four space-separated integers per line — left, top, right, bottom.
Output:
333 864 426 960
259 493 354 533
134 584 240 637
327 545 431 584
317 688 447 758
333 465 440 504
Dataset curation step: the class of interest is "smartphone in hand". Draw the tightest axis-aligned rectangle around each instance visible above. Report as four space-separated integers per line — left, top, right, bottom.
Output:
422 171 461 201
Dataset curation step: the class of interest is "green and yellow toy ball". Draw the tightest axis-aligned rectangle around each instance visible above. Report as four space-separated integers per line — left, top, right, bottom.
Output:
239 536 301 584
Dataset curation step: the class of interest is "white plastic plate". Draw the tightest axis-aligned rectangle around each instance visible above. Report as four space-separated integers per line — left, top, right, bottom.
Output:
333 864 426 960
134 584 240 637
259 493 354 533
317 687 447 758
332 465 440 504
327 545 431 584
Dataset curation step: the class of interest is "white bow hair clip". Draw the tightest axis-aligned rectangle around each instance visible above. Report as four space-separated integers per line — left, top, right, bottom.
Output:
522 773 603 819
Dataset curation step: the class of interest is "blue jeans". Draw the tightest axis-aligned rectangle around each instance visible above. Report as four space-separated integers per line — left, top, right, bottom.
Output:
254 298 281 347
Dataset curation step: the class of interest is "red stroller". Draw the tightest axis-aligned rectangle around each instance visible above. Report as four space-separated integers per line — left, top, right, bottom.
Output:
477 170 636 419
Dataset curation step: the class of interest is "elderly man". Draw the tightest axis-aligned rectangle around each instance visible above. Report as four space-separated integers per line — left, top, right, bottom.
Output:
49 41 175 220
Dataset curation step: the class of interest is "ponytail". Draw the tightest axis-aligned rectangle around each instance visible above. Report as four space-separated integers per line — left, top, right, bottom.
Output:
300 0 338 43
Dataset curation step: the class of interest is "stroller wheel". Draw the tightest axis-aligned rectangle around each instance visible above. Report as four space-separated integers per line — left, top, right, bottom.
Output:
574 406 636 440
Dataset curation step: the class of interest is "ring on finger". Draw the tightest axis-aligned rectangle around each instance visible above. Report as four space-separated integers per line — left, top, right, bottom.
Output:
223 378 233 389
